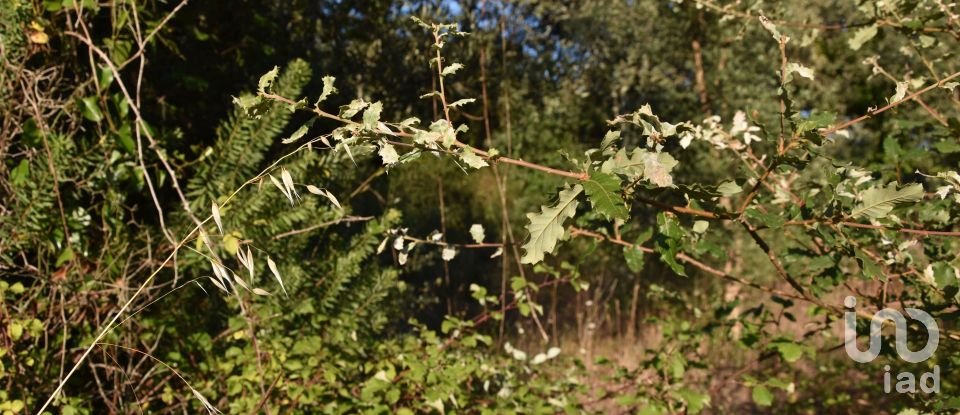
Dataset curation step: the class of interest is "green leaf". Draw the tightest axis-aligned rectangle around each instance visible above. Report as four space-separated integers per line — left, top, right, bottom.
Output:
8 321 23 340
257 66 280 94
855 249 882 280
637 405 666 415
672 388 710 414
10 159 29 186
55 246 74 267
624 246 644 273
931 262 957 289
668 354 685 379
78 96 103 123
771 340 803 363
623 229 653 273
654 213 686 276
850 183 924 219
848 25 878 50
521 184 583 264
600 148 645 180
933 140 960 154
745 208 785 229
113 124 135 153
752 385 774 406
582 172 629 221
363 101 383 130
794 111 836 145
459 148 488 169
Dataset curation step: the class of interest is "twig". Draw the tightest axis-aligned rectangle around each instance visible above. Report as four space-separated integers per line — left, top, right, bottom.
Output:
271 216 373 240
821 71 960 135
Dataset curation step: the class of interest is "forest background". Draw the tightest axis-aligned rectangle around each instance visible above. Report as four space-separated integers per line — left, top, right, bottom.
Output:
3 0 960 413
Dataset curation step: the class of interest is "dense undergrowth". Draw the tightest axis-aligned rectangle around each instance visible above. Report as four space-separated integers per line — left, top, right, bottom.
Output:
2 1 960 413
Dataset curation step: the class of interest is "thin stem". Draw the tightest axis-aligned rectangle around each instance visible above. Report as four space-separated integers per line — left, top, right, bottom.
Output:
821 71 960 135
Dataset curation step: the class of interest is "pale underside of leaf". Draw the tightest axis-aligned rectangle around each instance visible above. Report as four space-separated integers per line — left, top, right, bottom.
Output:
521 184 583 264
850 182 924 219
469 224 485 243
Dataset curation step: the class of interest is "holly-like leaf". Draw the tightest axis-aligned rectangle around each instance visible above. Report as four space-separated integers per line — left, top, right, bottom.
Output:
583 172 629 221
379 141 400 166
850 182 924 219
315 76 337 105
521 184 583 264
